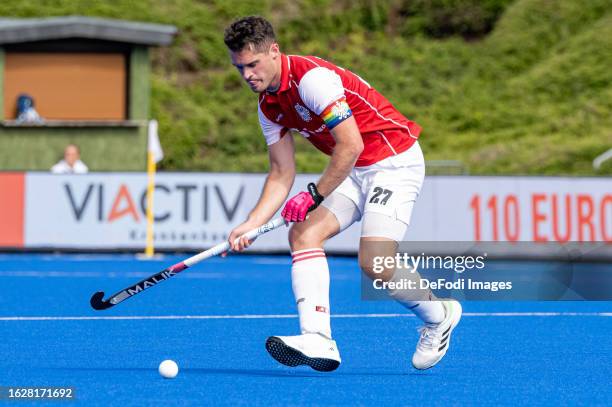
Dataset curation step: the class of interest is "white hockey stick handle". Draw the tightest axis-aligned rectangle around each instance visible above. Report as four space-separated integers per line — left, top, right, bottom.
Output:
183 217 287 267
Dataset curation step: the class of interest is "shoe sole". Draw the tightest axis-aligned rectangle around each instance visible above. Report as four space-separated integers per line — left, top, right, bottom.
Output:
265 336 340 372
413 300 462 370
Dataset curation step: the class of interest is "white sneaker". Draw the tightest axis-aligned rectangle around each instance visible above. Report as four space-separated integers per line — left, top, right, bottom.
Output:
265 333 341 372
412 300 462 370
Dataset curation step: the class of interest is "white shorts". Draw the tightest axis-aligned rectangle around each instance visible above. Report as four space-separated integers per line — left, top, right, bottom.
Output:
322 141 425 241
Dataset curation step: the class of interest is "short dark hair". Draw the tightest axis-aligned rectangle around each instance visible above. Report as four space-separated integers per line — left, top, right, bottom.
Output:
224 16 276 53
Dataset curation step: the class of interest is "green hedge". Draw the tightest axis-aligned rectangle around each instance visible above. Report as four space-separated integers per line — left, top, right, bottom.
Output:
1 0 610 174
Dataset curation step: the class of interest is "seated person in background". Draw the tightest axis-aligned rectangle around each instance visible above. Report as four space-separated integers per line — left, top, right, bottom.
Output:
15 93 43 123
51 144 89 174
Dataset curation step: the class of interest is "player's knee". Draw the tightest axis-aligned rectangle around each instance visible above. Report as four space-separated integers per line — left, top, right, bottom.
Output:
358 251 394 281
288 223 324 251
358 253 376 278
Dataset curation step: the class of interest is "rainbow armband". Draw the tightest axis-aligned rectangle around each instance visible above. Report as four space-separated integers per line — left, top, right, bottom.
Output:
321 97 352 130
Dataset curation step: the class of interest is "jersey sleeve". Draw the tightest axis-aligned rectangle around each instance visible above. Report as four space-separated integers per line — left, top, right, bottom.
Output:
258 103 286 146
297 67 353 130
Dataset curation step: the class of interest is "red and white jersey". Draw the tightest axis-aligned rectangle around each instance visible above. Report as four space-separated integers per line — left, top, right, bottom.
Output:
258 54 421 167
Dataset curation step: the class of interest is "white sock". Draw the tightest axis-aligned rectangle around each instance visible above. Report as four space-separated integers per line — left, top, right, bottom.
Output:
386 267 445 324
291 248 332 338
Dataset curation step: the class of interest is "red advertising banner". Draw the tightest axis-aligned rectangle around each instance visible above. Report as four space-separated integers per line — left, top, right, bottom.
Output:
0 172 25 247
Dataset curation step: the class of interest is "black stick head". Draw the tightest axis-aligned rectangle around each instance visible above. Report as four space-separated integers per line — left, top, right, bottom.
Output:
90 291 113 311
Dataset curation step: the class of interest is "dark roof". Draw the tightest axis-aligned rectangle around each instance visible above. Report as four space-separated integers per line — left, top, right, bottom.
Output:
0 16 177 46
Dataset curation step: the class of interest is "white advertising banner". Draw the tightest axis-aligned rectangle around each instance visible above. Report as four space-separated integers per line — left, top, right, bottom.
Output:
424 177 611 243
25 173 308 250
23 173 611 252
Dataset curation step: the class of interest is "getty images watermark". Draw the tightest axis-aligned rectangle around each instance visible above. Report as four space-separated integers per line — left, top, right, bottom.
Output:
370 252 513 292
361 241 612 301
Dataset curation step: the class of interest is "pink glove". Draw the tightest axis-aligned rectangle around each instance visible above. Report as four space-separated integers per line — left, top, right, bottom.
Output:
282 183 324 222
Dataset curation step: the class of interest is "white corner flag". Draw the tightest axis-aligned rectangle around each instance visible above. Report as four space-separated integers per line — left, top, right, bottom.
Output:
145 120 163 257
148 119 164 163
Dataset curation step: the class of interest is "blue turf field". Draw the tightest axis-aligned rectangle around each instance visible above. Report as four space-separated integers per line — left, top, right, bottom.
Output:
0 254 610 406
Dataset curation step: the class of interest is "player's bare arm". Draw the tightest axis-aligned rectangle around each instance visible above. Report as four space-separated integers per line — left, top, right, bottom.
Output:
246 132 296 225
315 116 364 197
227 132 295 251
280 116 363 224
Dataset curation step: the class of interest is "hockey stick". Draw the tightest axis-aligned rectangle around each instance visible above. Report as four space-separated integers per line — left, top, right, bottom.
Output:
90 217 287 310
